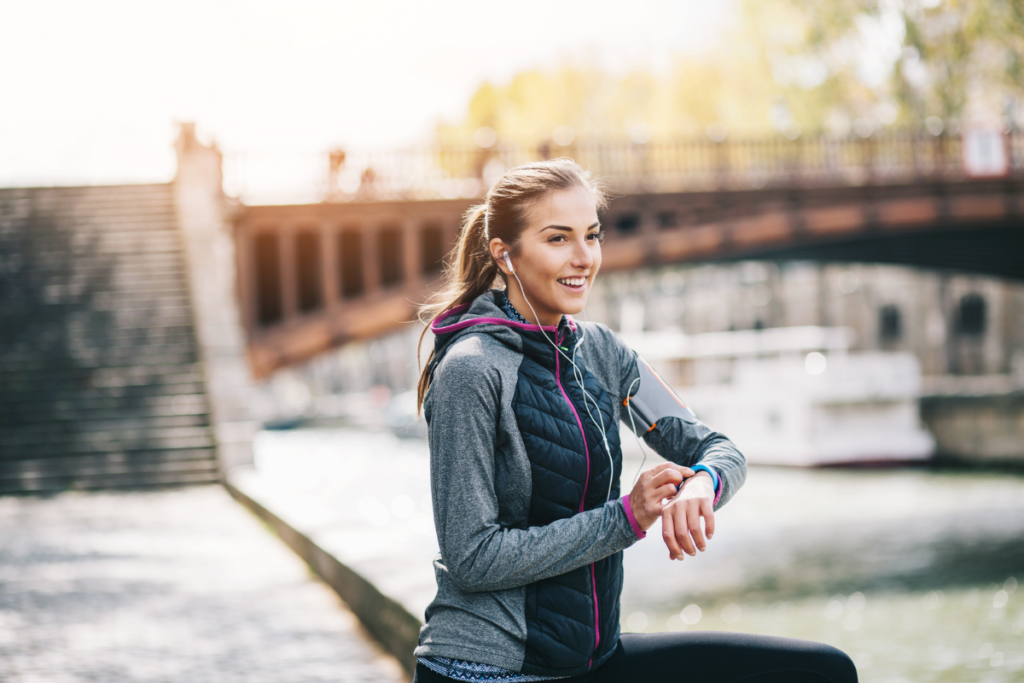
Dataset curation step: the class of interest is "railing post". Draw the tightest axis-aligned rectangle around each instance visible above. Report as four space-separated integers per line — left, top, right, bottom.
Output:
322 221 338 311
364 225 380 297
403 217 422 289
279 227 298 321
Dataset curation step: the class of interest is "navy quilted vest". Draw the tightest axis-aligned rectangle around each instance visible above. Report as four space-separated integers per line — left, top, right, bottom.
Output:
512 323 624 677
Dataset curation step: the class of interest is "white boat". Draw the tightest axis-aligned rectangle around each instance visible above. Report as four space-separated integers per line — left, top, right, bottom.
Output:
620 327 935 466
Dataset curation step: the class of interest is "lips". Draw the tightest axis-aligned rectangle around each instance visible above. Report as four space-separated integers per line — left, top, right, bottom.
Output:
557 276 587 291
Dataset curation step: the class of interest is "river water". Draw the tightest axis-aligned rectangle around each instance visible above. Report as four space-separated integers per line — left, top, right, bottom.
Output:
254 427 1024 682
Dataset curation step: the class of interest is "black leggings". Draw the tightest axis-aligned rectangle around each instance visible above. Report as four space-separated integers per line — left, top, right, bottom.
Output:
414 631 858 683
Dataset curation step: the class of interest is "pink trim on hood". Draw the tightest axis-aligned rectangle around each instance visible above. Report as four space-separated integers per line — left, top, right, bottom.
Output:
431 301 578 335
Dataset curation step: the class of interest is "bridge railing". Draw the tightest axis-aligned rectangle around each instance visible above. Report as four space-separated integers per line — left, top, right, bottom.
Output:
224 129 1023 205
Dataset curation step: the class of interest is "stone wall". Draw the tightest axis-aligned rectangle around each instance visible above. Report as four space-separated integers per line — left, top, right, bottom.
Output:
922 392 1024 467
173 123 258 475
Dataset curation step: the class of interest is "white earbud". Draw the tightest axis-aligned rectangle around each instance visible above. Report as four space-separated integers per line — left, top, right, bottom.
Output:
503 252 514 274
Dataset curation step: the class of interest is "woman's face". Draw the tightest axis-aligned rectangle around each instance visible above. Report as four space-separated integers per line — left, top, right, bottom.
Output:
490 185 602 327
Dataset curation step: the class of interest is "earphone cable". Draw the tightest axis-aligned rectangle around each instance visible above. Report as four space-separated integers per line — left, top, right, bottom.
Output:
572 308 615 501
506 268 616 502
624 375 652 485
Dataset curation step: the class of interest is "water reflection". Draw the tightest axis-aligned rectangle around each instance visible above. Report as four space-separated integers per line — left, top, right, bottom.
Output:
254 428 1024 682
616 449 1024 682
630 581 1023 682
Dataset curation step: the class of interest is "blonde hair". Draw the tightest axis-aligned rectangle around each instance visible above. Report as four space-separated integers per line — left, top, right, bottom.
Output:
415 158 606 412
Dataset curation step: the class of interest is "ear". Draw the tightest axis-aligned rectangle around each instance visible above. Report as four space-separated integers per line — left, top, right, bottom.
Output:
489 237 512 275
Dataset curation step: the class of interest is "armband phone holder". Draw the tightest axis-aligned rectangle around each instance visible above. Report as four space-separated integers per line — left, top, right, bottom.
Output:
625 357 698 432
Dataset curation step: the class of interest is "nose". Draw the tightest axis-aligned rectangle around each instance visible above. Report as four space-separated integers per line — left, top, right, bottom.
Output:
571 235 595 269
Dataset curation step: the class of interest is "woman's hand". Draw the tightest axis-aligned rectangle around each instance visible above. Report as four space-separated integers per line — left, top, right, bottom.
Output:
661 471 715 561
628 463 692 531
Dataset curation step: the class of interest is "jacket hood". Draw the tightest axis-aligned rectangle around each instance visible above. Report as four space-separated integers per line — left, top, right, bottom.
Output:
428 289 578 375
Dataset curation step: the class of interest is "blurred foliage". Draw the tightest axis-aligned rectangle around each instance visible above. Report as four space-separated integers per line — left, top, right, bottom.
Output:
772 0 1024 125
436 0 1024 146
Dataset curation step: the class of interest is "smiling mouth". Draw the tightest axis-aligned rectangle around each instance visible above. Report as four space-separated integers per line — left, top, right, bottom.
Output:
557 277 587 290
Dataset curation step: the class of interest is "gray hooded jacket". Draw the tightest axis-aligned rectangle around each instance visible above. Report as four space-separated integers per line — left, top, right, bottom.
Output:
414 289 746 676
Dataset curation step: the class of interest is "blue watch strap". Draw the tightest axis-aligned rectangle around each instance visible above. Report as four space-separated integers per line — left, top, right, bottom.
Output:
690 464 720 493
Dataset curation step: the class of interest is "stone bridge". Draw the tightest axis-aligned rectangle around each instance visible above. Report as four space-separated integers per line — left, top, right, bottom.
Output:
235 132 1024 376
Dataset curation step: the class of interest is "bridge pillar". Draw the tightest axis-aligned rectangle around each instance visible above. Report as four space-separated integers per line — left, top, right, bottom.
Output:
279 227 298 321
364 225 381 294
173 122 258 476
402 218 422 289
321 221 339 313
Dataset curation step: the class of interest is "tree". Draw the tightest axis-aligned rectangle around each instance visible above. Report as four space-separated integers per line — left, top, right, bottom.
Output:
765 0 1024 128
435 0 1024 147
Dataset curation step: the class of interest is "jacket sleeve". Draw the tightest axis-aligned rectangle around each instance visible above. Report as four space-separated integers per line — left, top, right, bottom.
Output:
424 340 641 594
610 330 747 510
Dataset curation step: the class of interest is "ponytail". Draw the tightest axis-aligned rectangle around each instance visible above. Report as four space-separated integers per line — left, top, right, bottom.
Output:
415 203 501 412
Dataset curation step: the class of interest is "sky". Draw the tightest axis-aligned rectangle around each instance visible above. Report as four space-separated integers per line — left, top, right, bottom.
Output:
0 0 733 192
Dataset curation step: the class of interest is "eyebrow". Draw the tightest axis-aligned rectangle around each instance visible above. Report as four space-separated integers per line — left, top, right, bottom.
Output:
540 222 602 233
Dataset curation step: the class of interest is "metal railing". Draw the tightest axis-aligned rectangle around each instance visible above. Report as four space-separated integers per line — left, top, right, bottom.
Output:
224 129 1024 205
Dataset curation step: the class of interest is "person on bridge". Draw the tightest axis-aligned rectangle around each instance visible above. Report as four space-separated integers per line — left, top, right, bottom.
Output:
412 158 857 683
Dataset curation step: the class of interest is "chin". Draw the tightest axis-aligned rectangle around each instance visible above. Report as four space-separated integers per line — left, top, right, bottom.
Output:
559 294 589 316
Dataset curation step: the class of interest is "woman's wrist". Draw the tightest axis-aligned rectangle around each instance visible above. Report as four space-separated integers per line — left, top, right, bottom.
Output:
681 470 714 494
621 494 647 539
689 464 719 494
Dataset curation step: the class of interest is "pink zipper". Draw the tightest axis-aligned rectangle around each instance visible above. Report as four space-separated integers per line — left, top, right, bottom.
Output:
554 331 600 667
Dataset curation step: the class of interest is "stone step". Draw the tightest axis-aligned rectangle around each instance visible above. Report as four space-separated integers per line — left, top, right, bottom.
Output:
16 264 191 279
0 426 216 453
24 193 178 211
0 389 207 409
3 218 181 237
0 393 210 421
0 381 209 408
1 409 210 429
10 308 197 324
0 412 210 430
0 451 220 494
2 280 190 297
0 184 174 205
20 209 180 226
5 300 195 315
0 182 225 492
0 470 221 495
0 348 199 365
3 291 192 307
0 351 201 373
0 366 203 388
0 203 179 223
13 313 198 328
24 232 183 247
0 344 200 365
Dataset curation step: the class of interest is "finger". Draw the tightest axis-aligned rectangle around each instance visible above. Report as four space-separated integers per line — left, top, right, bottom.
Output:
640 462 672 484
661 509 684 560
701 498 716 540
652 483 680 502
674 505 697 556
650 468 684 488
686 499 706 552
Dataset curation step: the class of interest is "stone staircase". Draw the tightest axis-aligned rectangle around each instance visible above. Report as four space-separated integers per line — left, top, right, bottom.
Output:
0 183 219 493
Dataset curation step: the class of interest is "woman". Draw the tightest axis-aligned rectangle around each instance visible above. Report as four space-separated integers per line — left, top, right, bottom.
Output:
413 159 857 683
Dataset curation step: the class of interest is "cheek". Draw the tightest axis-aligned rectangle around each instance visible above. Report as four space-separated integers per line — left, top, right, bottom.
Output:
530 250 564 283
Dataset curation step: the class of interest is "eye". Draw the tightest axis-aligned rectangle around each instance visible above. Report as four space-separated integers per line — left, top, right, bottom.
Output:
587 231 604 243
548 234 568 243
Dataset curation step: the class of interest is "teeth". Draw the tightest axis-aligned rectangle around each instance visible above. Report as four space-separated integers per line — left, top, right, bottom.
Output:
558 277 586 287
